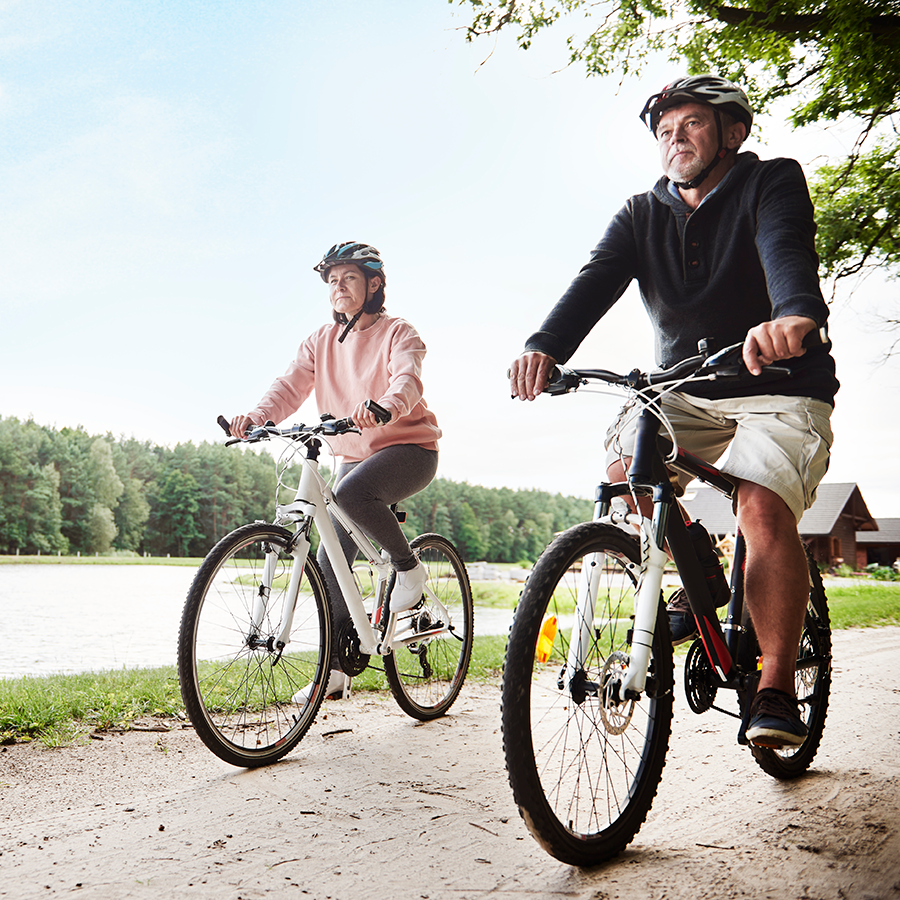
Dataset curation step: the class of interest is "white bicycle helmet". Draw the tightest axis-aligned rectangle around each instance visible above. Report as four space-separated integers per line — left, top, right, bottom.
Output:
640 75 753 190
640 74 753 137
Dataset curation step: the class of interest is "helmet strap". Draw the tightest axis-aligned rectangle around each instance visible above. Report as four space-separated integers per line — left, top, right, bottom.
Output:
673 110 734 191
338 310 364 343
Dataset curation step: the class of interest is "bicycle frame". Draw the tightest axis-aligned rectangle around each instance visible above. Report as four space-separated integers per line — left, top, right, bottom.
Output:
566 407 751 704
261 434 454 659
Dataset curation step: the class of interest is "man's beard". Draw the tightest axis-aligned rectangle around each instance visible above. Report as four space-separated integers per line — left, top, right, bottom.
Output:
666 151 705 184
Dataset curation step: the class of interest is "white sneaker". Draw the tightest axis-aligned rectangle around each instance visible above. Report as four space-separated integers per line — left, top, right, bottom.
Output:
391 562 428 612
291 668 350 704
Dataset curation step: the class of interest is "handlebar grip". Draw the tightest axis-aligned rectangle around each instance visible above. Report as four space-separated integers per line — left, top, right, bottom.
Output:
803 325 829 348
217 415 232 437
364 399 392 424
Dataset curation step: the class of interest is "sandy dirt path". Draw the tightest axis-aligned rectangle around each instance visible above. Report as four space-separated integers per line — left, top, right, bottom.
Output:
2 626 899 900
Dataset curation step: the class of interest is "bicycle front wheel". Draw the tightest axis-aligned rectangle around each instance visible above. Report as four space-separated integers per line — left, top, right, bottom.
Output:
746 545 832 778
383 533 474 720
502 522 674 866
177 523 332 767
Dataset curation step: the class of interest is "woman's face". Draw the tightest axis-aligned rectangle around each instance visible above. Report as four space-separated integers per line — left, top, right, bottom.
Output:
327 264 379 318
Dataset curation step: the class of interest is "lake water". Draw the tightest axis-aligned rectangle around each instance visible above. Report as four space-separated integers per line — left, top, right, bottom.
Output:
0 565 515 680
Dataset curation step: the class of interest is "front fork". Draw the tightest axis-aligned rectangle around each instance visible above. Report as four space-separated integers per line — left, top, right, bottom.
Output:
562 484 669 702
247 530 312 657
620 487 670 699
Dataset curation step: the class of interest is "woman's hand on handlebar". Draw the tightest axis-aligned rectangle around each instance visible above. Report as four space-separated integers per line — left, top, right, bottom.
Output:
229 414 256 439
509 351 557 401
742 315 817 377
350 401 385 429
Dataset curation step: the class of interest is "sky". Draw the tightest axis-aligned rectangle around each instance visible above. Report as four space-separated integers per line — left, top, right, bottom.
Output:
2 0 899 518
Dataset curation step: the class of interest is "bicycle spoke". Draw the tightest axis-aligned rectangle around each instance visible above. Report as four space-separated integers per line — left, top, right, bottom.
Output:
178 524 332 767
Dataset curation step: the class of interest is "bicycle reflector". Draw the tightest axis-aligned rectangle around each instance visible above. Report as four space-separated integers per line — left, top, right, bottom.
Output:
536 616 558 663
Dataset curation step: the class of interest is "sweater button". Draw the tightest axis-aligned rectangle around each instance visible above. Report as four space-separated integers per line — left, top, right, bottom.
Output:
689 259 700 267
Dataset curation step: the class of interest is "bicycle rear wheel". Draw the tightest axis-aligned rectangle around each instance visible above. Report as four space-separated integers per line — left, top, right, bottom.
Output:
502 522 674 866
178 523 332 767
383 533 474 720
746 546 832 778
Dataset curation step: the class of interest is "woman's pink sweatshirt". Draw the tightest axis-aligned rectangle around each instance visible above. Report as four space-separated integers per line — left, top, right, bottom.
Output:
247 316 441 462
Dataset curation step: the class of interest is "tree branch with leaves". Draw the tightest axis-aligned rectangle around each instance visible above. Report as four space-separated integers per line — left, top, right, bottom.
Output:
453 0 900 286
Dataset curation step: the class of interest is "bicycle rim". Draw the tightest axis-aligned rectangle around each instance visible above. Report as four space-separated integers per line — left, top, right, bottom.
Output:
177 523 332 767
749 546 832 778
502 522 674 866
383 533 474 720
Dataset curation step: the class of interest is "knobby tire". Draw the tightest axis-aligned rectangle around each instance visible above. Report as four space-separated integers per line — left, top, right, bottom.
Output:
502 522 674 866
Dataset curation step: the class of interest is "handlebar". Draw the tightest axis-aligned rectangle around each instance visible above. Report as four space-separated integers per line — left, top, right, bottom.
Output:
217 400 393 446
545 327 827 396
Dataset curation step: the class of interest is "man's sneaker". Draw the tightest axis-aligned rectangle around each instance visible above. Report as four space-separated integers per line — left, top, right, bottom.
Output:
390 562 428 612
746 688 808 748
291 669 350 705
666 588 698 645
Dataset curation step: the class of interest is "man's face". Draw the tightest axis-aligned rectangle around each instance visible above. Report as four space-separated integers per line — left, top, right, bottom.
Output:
657 102 720 184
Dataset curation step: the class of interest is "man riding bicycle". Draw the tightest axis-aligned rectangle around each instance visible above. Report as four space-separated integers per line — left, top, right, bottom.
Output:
508 74 839 749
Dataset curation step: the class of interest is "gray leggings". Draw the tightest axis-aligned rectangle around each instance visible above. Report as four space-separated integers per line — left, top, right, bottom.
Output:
316 444 438 668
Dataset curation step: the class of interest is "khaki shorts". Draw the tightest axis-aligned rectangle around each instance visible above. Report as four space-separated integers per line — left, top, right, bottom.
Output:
604 392 834 522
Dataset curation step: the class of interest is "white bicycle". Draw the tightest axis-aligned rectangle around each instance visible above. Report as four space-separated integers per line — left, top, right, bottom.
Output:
177 403 474 767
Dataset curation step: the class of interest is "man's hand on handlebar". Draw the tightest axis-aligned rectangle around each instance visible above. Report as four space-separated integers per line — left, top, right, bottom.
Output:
743 315 817 377
509 351 558 401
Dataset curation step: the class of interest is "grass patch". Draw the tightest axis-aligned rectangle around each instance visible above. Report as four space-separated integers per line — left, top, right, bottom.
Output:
2 580 896 747
470 581 523 608
0 666 184 744
824 579 900 629
0 635 507 746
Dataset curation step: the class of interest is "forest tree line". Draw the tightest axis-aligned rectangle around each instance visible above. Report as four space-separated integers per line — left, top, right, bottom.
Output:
0 416 592 562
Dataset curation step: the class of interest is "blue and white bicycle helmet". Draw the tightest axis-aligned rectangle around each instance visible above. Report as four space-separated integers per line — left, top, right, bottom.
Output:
313 242 386 284
315 242 387 342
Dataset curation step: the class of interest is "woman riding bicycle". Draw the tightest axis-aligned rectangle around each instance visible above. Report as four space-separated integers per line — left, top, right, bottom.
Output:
230 241 441 699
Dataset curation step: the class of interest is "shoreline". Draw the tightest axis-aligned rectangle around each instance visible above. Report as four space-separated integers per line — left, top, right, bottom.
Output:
0 555 202 566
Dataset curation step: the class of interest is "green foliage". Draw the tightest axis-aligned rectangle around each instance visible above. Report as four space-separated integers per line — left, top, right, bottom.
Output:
399 478 591 562
866 563 900 582
811 139 900 281
453 0 900 285
0 416 592 560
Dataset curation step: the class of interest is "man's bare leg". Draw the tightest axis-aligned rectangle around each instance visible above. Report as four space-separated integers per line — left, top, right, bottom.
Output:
735 481 808 696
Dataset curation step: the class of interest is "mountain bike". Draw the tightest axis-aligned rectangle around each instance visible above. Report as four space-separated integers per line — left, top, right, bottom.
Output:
177 403 473 768
501 339 832 866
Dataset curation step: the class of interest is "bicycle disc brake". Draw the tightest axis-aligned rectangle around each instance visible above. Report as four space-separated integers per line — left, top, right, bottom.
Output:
599 651 635 735
684 638 718 713
336 620 371 676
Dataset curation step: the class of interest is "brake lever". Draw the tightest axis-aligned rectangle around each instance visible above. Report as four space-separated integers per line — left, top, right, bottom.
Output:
320 418 360 436
545 366 584 395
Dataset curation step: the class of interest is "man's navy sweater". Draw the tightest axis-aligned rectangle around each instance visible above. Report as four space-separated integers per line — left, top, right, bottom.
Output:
525 152 839 405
